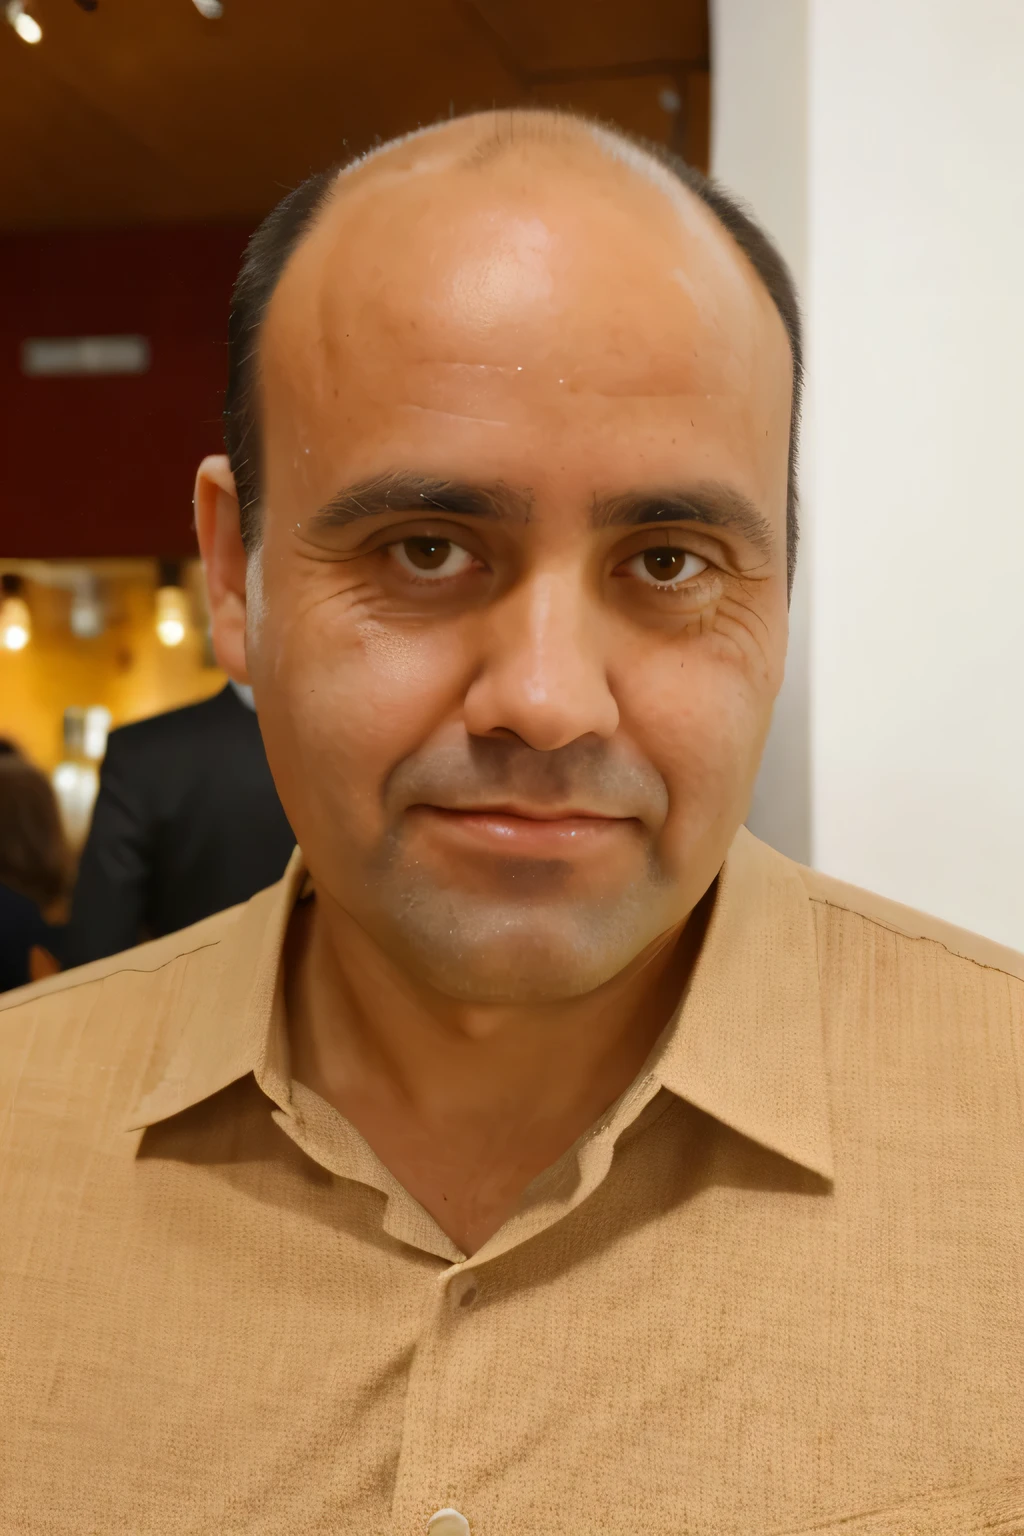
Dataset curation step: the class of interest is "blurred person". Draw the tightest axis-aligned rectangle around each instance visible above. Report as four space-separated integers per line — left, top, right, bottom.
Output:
0 746 69 991
62 679 295 965
0 110 1022 1535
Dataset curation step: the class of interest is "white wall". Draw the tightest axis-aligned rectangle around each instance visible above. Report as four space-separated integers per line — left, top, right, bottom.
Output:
808 0 1024 949
713 0 1024 949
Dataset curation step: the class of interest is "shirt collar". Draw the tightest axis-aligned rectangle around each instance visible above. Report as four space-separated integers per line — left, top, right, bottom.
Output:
653 827 834 1180
125 849 307 1131
125 829 833 1182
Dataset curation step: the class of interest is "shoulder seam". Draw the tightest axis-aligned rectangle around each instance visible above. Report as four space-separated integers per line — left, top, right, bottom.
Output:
0 937 225 1013
807 893 1024 984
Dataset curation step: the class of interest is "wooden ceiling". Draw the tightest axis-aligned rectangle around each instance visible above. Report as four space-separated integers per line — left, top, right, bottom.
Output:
0 0 709 231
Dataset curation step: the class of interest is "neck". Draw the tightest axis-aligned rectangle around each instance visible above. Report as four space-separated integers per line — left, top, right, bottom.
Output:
284 887 709 1253
290 898 699 1112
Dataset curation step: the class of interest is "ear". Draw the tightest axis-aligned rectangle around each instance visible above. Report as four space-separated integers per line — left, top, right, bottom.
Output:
194 455 250 683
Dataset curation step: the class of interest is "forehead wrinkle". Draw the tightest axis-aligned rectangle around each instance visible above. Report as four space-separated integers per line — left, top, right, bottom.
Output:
400 402 512 428
407 358 747 398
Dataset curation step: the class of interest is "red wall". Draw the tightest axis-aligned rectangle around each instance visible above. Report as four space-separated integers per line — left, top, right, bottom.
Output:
0 226 252 558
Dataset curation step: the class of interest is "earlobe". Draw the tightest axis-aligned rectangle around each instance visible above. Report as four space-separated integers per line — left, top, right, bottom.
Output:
193 455 251 684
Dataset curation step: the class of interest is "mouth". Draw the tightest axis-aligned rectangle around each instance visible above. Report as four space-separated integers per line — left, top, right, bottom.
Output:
409 802 635 856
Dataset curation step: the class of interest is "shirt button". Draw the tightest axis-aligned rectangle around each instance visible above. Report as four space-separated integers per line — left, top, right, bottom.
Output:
428 1509 471 1536
449 1274 479 1310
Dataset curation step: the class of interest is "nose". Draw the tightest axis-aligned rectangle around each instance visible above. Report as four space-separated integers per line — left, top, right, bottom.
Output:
463 570 619 751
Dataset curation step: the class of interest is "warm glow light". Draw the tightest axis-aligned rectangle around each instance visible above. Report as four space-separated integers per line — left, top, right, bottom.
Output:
14 10 40 40
6 1 42 42
155 584 190 648
0 594 31 651
157 618 186 646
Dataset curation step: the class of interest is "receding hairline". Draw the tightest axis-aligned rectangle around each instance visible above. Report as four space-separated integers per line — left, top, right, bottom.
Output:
262 106 789 425
225 105 804 591
295 108 737 244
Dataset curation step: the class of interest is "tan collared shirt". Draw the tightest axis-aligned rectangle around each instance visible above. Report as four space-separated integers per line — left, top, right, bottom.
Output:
1 829 1022 1535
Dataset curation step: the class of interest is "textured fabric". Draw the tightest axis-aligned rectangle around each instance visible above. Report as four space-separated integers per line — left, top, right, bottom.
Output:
62 683 295 965
0 828 1022 1535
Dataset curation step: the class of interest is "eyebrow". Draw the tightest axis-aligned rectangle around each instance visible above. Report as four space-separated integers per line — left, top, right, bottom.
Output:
591 486 775 559
307 473 532 531
307 471 775 560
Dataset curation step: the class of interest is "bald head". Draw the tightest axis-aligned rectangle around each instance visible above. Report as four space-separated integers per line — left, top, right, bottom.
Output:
224 108 802 588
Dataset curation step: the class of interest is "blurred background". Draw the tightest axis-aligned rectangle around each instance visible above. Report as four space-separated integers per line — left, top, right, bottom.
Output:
0 0 1021 974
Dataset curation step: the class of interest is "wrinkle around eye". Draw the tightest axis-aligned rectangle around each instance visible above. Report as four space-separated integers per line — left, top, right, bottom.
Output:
398 402 512 427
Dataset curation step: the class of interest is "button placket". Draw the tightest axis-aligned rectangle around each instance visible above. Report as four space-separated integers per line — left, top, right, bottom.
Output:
389 1264 490 1530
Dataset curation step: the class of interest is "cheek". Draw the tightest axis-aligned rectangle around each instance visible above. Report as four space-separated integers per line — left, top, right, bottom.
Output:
620 639 777 847
247 589 468 838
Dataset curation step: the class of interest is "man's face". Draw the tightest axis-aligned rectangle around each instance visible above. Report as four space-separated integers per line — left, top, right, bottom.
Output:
241 135 792 1003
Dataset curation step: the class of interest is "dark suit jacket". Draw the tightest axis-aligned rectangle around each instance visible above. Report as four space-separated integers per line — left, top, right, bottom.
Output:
64 685 295 967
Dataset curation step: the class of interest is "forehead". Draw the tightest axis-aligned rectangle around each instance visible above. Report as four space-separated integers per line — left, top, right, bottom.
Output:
260 136 792 501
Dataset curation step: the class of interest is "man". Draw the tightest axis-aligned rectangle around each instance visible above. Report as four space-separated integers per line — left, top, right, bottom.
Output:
1 112 1021 1535
63 680 295 965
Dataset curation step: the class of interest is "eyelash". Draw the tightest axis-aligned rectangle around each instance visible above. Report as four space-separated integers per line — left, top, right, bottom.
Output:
383 536 711 591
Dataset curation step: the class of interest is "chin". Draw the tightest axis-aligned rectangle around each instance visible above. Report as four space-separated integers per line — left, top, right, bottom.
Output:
378 891 665 1006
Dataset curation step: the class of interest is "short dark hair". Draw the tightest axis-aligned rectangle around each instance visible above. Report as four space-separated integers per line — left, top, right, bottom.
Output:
224 114 803 589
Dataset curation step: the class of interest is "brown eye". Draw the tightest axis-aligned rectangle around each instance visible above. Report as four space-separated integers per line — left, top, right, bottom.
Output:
403 537 452 570
623 547 708 588
388 536 475 582
643 549 688 582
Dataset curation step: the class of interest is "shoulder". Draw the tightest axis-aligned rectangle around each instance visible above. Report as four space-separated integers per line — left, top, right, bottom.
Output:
761 849 1024 1220
0 903 241 1060
0 910 241 1197
104 688 232 759
0 868 291 1137
0 902 250 1139
795 861 1024 985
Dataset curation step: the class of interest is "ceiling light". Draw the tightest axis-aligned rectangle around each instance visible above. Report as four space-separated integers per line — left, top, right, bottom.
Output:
0 574 31 651
5 1 42 43
192 0 223 17
155 588 188 647
155 561 190 648
0 608 30 650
